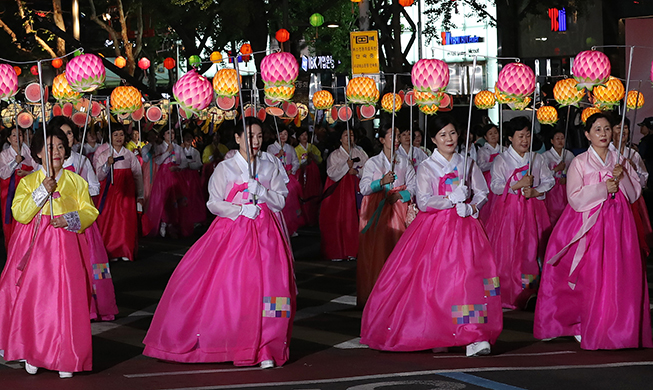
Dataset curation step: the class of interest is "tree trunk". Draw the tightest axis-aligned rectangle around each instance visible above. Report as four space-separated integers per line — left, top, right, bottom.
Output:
52 0 66 56
116 0 135 76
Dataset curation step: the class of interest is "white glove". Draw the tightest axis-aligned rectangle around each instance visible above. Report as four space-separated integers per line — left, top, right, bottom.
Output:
448 184 469 204
239 204 261 220
247 178 267 197
455 202 474 218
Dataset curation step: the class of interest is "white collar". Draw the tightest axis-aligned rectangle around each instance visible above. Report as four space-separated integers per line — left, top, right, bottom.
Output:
432 149 460 172
589 145 610 166
507 145 529 164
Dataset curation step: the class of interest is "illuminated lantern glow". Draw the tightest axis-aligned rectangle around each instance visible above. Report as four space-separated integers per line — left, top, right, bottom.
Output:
275 29 290 43
508 96 531 111
210 51 223 64
309 13 324 27
240 44 253 55
52 58 63 69
351 0 362 3
381 93 403 113
65 53 106 93
592 76 624 110
627 90 645 110
572 50 611 91
412 59 450 93
30 65 38 76
0 64 19 101
474 90 496 109
213 68 241 97
13 66 21 76
346 76 380 105
537 106 559 125
312 90 334 110
496 62 536 101
260 52 299 102
164 57 176 70
188 55 201 69
115 56 127 68
398 0 414 6
553 78 583 107
110 86 143 115
494 84 516 105
52 73 82 102
138 57 150 70
581 106 602 124
173 69 213 116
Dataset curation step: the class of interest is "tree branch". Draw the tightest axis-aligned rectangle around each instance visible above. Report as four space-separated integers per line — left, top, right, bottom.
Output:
0 17 31 54
88 0 122 57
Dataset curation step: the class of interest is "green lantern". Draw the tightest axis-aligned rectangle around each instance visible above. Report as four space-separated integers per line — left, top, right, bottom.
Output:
309 13 324 27
189 55 201 69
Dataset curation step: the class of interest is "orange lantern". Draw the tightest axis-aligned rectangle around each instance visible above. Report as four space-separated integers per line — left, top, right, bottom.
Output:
164 57 176 70
240 44 253 55
52 58 63 69
114 56 126 69
276 29 290 43
398 0 414 6
13 66 21 76
351 0 362 3
210 51 223 64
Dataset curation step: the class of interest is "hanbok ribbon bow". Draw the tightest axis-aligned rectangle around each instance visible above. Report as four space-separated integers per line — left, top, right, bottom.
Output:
438 168 460 196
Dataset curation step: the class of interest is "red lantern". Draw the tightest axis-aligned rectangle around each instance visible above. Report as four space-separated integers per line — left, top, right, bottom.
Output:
52 58 63 69
240 44 253 55
30 65 38 76
275 29 290 43
164 57 176 70
398 0 414 6
138 57 150 70
115 56 126 68
13 66 21 76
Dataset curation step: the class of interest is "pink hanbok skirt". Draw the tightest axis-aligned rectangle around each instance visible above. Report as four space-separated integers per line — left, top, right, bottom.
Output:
85 223 118 321
486 192 551 309
297 162 322 226
96 169 139 259
282 174 304 236
534 191 652 350
144 163 183 237
478 170 495 226
361 208 502 351
0 214 93 372
143 204 296 366
544 178 568 227
178 169 206 236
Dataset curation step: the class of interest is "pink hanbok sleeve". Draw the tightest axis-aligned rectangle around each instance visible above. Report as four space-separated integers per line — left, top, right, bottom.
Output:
489 154 509 196
206 163 242 220
629 150 648 188
469 161 489 210
620 156 641 203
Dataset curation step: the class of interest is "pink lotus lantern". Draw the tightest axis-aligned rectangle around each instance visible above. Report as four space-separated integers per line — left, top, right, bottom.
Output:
496 63 536 100
572 50 611 91
260 52 299 102
411 59 450 95
0 64 18 101
173 69 213 116
65 53 106 93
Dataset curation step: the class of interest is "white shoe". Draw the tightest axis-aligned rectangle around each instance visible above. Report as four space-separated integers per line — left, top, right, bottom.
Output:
159 222 167 237
260 359 274 369
121 257 130 261
466 341 491 357
291 232 299 237
574 335 582 343
59 371 73 379
24 362 38 375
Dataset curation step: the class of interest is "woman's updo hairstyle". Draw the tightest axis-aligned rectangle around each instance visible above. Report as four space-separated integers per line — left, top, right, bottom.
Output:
427 114 458 139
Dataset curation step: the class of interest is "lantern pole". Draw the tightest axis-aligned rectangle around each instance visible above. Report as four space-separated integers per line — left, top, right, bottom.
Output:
527 82 538 177
273 115 283 162
345 101 352 159
498 102 503 150
106 97 114 185
562 105 571 163
233 51 254 182
77 96 92 173
617 46 634 163
462 55 477 184
409 98 413 165
629 80 642 160
37 60 54 216
390 74 397 172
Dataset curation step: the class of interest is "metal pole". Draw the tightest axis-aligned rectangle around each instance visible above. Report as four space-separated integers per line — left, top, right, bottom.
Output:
527 84 538 177
106 97 114 185
37 60 54 216
409 101 413 164
562 105 571 162
345 103 352 158
462 56 477 183
499 103 503 150
233 53 253 180
77 96 92 172
390 74 397 171
628 80 642 160
618 46 634 161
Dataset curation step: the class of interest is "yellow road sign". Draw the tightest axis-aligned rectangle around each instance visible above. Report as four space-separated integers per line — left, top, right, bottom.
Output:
350 31 380 75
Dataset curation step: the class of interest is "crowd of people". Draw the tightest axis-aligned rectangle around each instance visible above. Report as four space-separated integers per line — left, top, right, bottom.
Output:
0 109 650 378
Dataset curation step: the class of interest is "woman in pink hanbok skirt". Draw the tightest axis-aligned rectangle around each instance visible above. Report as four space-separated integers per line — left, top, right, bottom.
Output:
143 117 296 368
0 128 98 378
486 117 554 310
476 124 504 225
542 129 575 227
535 112 652 350
361 115 502 357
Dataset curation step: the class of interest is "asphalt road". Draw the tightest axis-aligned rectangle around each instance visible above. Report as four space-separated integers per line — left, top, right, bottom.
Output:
1 225 652 390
